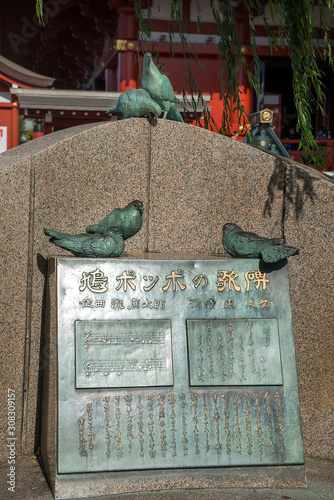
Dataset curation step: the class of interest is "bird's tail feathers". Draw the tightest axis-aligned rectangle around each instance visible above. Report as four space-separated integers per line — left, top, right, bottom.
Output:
106 106 115 115
54 239 82 255
270 238 284 245
44 228 70 240
166 103 184 122
86 223 100 234
106 106 122 116
261 244 299 263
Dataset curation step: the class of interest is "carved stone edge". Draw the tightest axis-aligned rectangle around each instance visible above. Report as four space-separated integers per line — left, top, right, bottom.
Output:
40 257 57 494
54 464 306 498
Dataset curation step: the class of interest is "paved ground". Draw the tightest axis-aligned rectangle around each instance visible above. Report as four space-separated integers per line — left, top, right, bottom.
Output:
0 455 333 500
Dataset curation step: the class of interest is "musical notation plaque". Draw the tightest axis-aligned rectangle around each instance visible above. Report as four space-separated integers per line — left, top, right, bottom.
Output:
75 319 173 388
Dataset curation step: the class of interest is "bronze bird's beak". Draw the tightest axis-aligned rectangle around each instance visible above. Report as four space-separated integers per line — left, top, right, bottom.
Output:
133 200 144 215
144 53 152 67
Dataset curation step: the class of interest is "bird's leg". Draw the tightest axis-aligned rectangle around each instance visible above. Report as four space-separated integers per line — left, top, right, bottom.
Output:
162 102 171 119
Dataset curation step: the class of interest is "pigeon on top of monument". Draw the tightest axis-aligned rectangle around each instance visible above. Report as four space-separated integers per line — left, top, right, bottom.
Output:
44 200 143 258
142 52 184 122
222 223 299 263
106 89 162 119
44 227 125 258
86 200 144 240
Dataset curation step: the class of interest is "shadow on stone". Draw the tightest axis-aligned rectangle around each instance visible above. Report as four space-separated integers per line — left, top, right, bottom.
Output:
263 157 318 222
285 164 317 221
263 158 286 220
259 258 287 274
34 253 49 455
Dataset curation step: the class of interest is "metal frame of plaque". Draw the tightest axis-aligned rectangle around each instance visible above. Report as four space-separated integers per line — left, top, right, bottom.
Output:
41 254 305 499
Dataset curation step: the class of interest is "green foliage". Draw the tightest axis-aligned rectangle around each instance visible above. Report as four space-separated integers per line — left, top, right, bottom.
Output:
35 0 45 26
136 0 334 167
279 1 332 168
35 0 334 167
19 116 33 143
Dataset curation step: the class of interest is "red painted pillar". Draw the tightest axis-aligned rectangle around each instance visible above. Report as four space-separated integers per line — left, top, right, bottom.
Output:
229 13 252 135
105 68 118 92
10 102 19 149
117 7 139 92
0 99 19 150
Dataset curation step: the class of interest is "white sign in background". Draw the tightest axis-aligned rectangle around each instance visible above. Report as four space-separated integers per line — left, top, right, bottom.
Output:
0 126 8 153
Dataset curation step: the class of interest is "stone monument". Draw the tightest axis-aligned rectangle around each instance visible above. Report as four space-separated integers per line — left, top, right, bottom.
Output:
1 118 333 498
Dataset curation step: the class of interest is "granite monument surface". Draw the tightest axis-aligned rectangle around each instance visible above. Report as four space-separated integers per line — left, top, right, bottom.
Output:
0 119 333 476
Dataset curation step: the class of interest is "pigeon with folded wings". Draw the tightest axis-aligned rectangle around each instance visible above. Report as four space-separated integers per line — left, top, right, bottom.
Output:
106 88 162 119
44 226 125 258
142 52 183 122
222 223 299 263
86 200 143 240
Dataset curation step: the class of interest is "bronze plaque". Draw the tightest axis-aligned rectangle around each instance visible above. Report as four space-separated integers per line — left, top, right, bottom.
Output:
56 256 304 474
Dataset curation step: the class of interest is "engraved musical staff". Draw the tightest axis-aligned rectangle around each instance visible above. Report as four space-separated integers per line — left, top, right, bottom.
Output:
84 358 167 376
76 319 173 389
83 331 165 348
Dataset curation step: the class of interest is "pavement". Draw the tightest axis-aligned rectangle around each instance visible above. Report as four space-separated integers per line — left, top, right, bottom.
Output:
1 455 333 500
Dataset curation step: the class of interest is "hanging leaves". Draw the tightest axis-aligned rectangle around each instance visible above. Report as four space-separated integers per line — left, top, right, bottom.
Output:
34 0 334 167
135 0 334 167
35 0 45 26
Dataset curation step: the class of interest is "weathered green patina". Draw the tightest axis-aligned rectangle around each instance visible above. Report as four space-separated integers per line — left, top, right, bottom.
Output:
44 226 125 258
44 200 143 258
105 53 182 122
223 223 299 263
106 89 162 119
54 255 304 474
86 199 143 239
142 52 184 122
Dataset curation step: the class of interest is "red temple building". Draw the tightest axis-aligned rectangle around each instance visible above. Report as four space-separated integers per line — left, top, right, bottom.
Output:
0 55 54 151
1 0 333 167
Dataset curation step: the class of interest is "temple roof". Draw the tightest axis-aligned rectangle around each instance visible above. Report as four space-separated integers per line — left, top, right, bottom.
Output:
10 88 210 113
0 55 55 88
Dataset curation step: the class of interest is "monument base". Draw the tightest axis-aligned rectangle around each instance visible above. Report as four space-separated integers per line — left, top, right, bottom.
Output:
53 466 306 499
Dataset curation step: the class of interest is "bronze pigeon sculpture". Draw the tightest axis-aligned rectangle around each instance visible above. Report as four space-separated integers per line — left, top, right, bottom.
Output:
86 200 144 240
106 88 162 119
44 226 125 258
142 52 184 122
222 223 299 263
